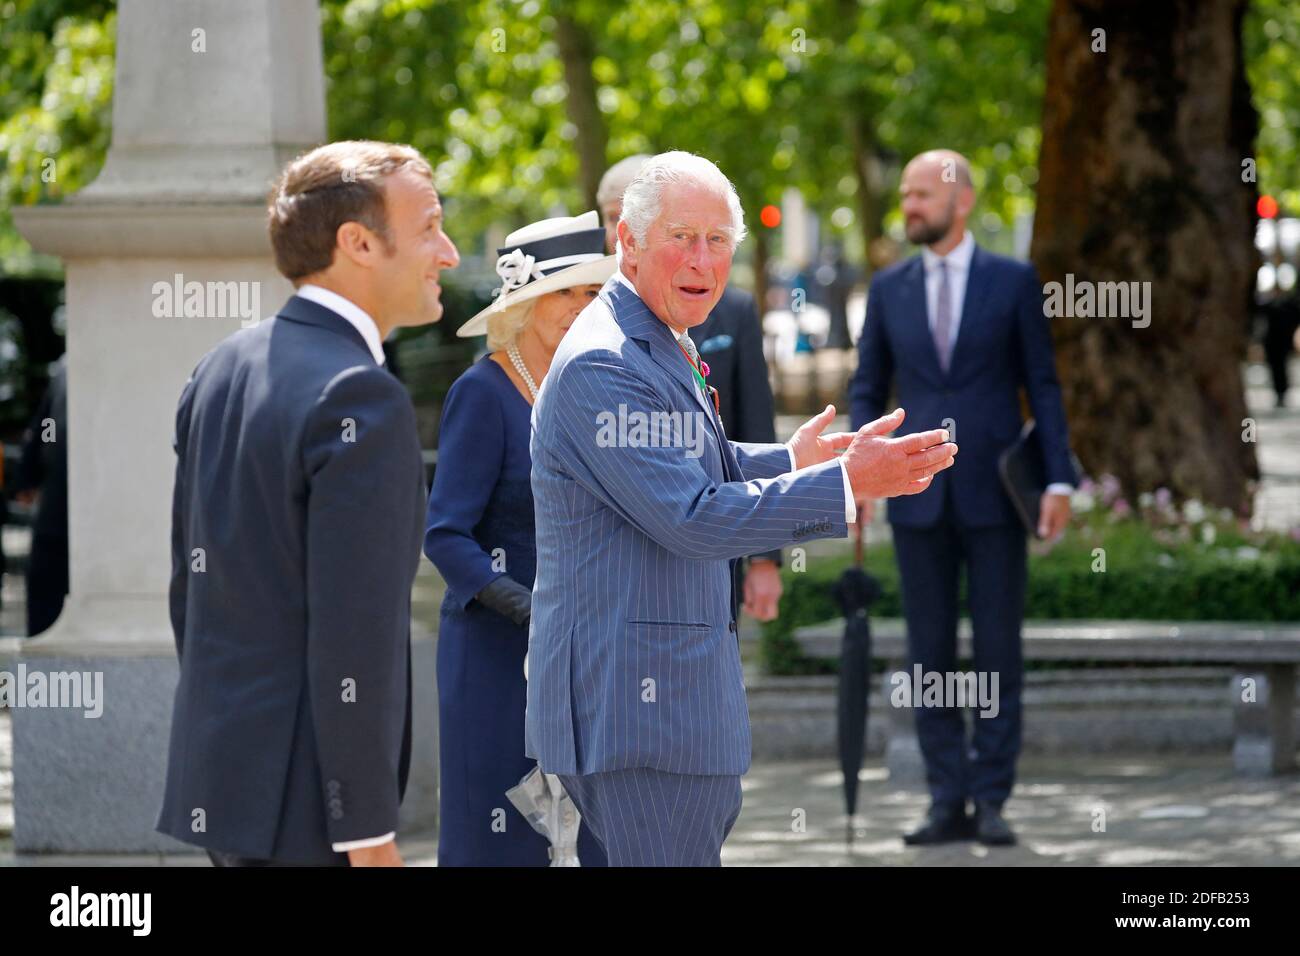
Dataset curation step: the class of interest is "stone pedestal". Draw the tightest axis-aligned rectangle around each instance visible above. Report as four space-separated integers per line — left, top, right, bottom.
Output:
884 662 927 789
10 0 437 853
1232 665 1297 776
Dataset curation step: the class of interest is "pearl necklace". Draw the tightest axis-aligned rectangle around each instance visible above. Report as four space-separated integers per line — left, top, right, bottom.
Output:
506 342 539 401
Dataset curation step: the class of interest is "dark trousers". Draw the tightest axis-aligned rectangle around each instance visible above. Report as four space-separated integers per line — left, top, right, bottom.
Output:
557 769 743 867
891 503 1027 809
26 532 68 637
1264 309 1297 406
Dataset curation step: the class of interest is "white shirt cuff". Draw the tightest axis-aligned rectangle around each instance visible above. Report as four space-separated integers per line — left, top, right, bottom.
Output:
1045 483 1074 496
839 459 857 524
332 832 396 853
788 442 855 524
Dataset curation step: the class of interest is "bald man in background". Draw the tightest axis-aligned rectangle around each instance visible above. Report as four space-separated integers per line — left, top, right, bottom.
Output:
598 156 786 624
848 150 1076 847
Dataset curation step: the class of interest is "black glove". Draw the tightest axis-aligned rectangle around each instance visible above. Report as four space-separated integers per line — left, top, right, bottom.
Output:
475 575 532 629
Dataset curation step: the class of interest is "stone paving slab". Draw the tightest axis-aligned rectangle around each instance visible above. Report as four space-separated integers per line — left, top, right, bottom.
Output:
0 711 11 840
4 751 1297 867
723 756 1300 866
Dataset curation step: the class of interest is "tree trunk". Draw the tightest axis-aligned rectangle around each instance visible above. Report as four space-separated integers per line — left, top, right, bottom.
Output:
837 0 885 284
846 110 884 279
1030 0 1259 513
552 6 607 214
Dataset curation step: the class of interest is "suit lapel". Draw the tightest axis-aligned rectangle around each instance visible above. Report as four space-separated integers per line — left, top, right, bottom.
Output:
708 390 742 481
947 246 989 379
605 279 735 478
606 281 704 406
898 257 946 384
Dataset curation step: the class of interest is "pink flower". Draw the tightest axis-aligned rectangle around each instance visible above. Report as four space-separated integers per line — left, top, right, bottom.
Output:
1111 498 1131 518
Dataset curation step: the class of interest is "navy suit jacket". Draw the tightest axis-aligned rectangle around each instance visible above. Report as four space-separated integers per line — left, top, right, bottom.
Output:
848 247 1075 528
525 276 847 776
158 294 426 864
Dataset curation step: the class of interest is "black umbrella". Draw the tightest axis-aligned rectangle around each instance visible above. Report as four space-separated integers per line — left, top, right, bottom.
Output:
832 520 882 826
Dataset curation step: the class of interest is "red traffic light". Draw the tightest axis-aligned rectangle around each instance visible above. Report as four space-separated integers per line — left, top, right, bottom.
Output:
760 205 782 228
1258 195 1279 219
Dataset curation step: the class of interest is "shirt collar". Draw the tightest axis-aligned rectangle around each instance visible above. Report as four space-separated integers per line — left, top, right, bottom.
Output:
295 284 386 365
921 230 975 274
613 268 637 295
613 267 696 343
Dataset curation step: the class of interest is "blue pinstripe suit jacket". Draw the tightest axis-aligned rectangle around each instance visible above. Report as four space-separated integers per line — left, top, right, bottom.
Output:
524 276 848 776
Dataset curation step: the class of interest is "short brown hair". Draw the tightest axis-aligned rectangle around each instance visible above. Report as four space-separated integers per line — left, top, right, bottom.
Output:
267 140 435 280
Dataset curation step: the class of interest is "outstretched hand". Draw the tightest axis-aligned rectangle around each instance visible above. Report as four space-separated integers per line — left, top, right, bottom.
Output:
787 404 856 470
841 408 957 500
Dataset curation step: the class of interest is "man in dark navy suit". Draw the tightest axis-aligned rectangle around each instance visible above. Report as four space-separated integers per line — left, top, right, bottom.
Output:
849 150 1075 847
158 141 459 866
598 156 785 622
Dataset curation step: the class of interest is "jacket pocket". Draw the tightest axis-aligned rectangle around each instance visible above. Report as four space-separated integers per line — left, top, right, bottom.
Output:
625 619 710 630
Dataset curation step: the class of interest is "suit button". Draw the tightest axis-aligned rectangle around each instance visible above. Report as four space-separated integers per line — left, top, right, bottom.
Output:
331 808 344 821
729 621 737 633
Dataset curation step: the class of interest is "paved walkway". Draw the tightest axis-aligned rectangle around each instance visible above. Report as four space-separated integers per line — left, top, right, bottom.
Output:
1245 359 1300 531
722 755 1300 866
3 747 1296 865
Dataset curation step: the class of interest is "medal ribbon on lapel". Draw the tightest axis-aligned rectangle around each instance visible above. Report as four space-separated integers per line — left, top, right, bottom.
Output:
676 340 720 419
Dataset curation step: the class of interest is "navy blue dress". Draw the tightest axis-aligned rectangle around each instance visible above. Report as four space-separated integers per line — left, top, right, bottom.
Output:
423 355 605 867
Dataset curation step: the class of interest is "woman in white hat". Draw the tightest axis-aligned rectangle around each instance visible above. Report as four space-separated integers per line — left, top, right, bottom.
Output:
422 211 613 866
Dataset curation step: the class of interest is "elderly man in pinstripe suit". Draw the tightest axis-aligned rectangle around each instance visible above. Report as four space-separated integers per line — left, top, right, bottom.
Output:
525 151 958 866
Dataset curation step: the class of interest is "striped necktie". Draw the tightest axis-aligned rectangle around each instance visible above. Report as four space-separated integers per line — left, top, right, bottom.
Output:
679 333 709 404
933 259 953 372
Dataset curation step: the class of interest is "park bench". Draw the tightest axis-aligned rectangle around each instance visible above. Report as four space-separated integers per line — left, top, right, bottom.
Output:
793 618 1300 777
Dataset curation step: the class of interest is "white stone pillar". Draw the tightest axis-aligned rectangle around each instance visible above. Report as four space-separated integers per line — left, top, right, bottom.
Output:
10 0 438 853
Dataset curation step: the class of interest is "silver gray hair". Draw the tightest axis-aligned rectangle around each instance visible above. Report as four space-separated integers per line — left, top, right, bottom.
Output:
618 151 748 252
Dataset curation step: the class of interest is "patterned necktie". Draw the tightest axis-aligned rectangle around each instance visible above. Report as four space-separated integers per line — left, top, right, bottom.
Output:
933 258 953 372
679 332 729 477
680 332 702 367
679 333 708 403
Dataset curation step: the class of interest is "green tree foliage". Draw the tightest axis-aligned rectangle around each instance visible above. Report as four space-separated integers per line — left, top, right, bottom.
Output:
1245 0 1300 212
0 0 115 275
2 0 1298 272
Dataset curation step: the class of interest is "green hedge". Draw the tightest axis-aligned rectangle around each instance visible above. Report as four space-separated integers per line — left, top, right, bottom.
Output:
760 517 1300 676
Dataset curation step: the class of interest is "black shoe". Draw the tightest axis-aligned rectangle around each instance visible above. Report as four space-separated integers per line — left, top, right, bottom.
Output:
902 803 973 845
974 801 1016 846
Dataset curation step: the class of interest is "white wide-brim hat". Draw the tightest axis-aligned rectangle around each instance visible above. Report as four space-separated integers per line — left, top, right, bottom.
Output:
457 210 616 338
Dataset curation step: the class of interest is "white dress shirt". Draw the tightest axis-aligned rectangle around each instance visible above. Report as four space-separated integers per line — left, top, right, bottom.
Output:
920 229 976 353
296 284 387 366
293 283 394 855
918 240 1071 497
614 270 856 523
